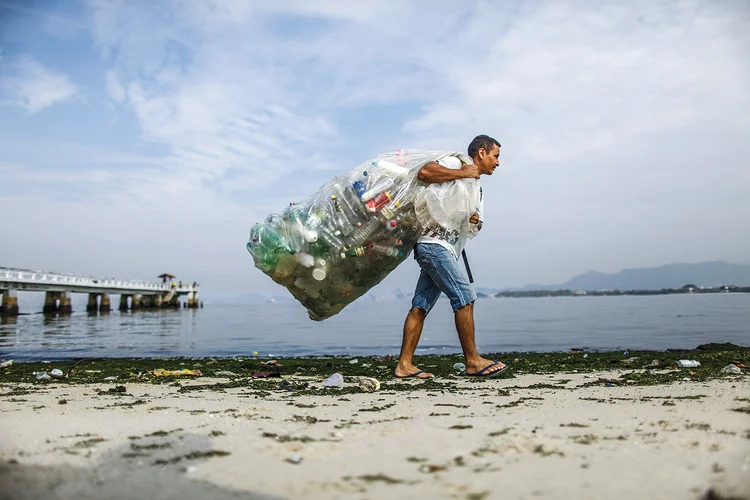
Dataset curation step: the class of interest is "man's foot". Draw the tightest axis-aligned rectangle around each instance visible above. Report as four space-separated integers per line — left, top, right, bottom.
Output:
394 363 433 379
464 358 507 376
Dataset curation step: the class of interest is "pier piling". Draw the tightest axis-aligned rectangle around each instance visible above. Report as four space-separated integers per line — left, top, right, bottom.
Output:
87 294 98 313
1 289 19 317
100 293 111 313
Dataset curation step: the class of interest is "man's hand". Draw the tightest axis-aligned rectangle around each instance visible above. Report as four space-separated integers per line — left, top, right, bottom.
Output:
461 163 481 179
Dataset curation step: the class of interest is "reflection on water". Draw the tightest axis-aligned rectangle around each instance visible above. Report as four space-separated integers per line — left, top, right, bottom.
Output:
0 294 748 361
1 316 17 326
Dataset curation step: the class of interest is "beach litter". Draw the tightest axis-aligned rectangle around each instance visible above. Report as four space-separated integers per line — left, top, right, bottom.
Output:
453 363 466 372
721 364 742 374
617 357 639 365
324 373 344 387
260 360 280 366
349 359 359 364
0 360 14 368
251 370 278 379
50 368 64 379
676 360 700 368
358 377 380 393
286 453 303 464
153 368 203 377
35 371 51 380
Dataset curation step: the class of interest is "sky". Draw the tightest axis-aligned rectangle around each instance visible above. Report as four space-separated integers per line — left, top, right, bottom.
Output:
1 0 749 298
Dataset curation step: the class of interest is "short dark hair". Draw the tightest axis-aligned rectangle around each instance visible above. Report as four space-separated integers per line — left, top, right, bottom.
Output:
467 135 501 158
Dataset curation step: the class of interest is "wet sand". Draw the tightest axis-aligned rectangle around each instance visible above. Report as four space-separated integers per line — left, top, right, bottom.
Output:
1 370 748 499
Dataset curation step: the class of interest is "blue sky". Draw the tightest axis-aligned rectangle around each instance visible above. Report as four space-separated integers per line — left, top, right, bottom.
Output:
1 0 749 296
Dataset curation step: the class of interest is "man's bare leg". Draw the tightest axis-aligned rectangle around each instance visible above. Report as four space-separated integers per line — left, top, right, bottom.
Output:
455 302 506 374
395 307 433 378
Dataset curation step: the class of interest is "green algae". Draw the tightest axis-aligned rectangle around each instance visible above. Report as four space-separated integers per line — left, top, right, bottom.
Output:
1 344 746 398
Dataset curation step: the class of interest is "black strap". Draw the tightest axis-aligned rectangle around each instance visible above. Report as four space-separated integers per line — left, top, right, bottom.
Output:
462 249 474 284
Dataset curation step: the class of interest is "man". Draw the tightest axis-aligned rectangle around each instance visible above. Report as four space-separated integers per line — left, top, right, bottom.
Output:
394 135 506 378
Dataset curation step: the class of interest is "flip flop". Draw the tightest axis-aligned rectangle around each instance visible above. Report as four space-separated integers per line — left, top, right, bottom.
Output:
393 370 432 379
463 361 508 377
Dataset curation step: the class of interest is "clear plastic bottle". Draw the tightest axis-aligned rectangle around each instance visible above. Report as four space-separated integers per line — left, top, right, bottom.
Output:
370 243 402 258
331 195 354 236
677 360 701 368
361 178 394 202
317 226 344 251
346 217 380 247
324 373 344 387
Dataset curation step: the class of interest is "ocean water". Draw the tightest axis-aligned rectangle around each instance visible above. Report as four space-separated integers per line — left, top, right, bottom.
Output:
0 293 748 361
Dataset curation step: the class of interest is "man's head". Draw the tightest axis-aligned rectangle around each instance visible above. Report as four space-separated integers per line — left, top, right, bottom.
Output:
468 134 501 175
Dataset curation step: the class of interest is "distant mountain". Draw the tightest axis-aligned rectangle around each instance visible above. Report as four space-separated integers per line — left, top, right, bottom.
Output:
521 261 750 292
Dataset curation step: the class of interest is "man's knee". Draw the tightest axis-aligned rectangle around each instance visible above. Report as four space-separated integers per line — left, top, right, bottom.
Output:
409 306 427 319
454 301 474 313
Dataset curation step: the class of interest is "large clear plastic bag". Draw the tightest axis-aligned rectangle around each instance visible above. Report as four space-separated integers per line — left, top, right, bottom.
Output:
246 150 469 320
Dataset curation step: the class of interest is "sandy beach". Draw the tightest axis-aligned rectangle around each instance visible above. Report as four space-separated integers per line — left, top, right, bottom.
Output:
1 364 748 500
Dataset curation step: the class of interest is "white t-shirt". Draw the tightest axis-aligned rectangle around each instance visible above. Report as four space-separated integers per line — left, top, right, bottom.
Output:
417 156 483 260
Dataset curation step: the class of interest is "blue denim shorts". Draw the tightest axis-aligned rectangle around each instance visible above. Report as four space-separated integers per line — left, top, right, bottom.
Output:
411 243 477 314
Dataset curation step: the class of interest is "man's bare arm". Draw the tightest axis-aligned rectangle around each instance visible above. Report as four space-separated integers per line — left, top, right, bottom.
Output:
417 162 480 184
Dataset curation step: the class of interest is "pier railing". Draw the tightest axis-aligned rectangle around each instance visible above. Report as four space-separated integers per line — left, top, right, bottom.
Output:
0 267 200 316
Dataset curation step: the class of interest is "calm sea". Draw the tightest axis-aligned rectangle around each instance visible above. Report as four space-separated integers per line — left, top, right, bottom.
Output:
1 293 748 361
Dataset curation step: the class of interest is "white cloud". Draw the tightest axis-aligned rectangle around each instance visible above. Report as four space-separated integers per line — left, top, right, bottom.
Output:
105 70 124 102
2 57 79 113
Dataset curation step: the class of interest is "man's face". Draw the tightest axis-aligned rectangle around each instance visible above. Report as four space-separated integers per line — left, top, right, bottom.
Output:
478 144 500 175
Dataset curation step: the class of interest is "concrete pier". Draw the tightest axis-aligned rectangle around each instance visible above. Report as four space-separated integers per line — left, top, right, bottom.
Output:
59 291 72 314
1 289 19 317
0 268 201 315
119 294 130 311
100 293 111 313
43 291 72 314
87 294 98 313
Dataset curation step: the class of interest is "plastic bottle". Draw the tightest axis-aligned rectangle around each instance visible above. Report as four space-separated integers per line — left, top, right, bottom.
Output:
453 362 466 372
296 253 315 268
324 373 344 387
312 258 328 281
312 267 327 281
317 226 344 251
260 249 279 271
380 203 400 219
365 191 391 213
331 195 354 236
677 360 701 368
352 180 366 198
385 220 398 231
372 159 409 178
274 254 298 278
346 217 380 247
333 183 369 220
345 246 368 257
370 243 402 258
361 178 394 202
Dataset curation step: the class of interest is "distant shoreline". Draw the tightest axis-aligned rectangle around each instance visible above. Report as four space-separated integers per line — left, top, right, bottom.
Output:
487 286 750 299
